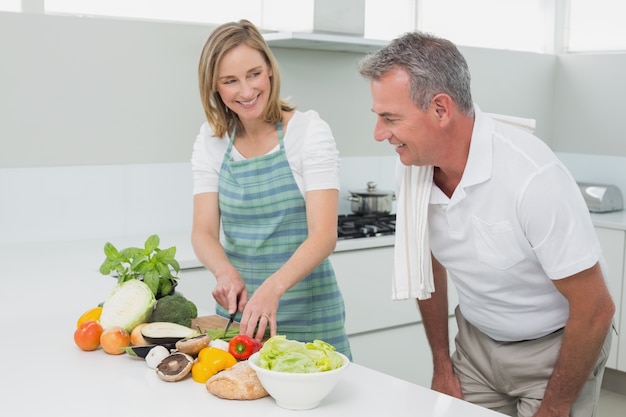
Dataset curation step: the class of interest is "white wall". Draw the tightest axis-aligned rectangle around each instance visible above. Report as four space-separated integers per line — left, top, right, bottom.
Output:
551 53 626 198
0 163 194 244
461 46 556 141
2 11 625 245
0 157 399 244
272 45 557 157
553 53 626 157
0 12 209 168
1 12 556 168
556 152 626 196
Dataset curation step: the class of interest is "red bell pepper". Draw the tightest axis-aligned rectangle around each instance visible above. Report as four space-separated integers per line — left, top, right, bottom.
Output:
228 335 262 360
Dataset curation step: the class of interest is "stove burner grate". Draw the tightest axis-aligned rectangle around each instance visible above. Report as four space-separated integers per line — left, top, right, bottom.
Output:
337 213 396 239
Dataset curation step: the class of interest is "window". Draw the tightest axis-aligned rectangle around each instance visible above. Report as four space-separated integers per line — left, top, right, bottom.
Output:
259 0 314 32
417 0 551 53
0 0 20 12
364 0 415 41
567 0 626 52
42 0 315 32
45 0 262 25
4 0 626 53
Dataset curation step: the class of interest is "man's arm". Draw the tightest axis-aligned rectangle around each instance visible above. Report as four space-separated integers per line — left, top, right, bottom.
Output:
534 262 615 417
417 254 463 399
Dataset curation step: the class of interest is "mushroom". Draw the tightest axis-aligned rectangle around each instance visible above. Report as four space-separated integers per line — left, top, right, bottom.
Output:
156 352 194 382
175 334 211 357
145 345 171 369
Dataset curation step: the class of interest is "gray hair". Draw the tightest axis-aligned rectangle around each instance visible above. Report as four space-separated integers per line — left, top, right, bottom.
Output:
358 32 474 116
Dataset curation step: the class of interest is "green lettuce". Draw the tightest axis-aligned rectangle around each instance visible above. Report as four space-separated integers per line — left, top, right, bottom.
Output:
257 335 344 373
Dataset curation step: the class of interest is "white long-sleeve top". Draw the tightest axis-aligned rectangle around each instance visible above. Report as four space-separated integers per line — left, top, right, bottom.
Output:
191 110 340 196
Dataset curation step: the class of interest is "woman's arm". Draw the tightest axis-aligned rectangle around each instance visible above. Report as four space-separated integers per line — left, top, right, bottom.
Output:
238 188 339 338
191 192 247 316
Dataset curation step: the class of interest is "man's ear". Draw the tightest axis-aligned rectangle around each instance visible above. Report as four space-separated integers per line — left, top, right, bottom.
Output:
432 94 453 124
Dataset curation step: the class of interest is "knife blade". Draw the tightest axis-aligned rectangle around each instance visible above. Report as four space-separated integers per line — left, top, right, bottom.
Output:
223 312 237 338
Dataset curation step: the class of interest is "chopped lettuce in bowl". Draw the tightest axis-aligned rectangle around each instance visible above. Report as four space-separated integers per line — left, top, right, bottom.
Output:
256 335 345 373
249 336 350 409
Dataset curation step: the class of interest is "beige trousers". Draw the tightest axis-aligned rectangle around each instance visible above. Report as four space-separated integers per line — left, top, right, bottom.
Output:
452 307 612 417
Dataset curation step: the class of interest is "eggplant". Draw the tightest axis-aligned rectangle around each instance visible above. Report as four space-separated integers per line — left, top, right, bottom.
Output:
141 322 200 344
123 343 175 358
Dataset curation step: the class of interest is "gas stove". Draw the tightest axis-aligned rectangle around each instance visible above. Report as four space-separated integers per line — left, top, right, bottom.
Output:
337 213 396 240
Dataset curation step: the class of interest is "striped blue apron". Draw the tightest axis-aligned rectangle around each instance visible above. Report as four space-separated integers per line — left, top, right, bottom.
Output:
216 123 351 358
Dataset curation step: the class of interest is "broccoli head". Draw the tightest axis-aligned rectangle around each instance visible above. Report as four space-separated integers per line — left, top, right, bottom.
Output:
148 293 198 327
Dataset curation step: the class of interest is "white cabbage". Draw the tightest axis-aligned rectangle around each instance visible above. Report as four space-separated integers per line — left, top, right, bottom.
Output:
100 280 156 332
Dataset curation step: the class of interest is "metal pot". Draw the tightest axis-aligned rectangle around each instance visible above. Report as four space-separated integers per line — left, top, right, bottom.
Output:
347 181 396 215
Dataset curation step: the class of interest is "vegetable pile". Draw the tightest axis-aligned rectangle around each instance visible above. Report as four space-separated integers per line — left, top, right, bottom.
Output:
72 273 250 385
74 236 345 398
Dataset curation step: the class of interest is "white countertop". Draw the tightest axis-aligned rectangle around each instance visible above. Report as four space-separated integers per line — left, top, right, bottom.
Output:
0 235 504 417
5 208 620 416
14 333 506 416
590 210 626 231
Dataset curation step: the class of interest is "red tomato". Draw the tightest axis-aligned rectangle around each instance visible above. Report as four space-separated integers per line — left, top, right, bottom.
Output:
74 320 103 351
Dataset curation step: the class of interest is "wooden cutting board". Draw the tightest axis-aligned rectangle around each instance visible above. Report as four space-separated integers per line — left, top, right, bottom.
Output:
191 315 237 332
191 315 270 342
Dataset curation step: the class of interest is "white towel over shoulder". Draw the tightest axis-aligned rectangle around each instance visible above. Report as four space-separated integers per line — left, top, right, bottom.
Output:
484 113 536 133
392 163 434 300
390 111 535 301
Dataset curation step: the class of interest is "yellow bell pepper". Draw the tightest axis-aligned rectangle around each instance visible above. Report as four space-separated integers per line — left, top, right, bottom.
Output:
191 347 237 383
76 306 103 328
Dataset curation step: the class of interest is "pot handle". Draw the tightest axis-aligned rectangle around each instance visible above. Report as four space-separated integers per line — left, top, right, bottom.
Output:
346 196 362 202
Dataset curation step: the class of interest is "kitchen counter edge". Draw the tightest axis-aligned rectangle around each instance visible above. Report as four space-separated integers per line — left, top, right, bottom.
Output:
590 211 626 231
4 211 622 272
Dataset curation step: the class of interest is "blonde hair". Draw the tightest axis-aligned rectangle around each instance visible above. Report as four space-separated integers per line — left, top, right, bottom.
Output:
198 19 295 138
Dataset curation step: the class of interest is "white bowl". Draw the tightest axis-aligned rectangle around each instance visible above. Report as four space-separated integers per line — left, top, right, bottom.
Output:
248 351 350 410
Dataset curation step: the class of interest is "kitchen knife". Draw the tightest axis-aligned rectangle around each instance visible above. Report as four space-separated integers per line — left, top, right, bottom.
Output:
223 312 237 338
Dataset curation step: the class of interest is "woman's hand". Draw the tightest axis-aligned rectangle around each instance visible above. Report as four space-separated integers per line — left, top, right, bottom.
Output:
212 266 248 315
234 189 339 341
238 282 280 341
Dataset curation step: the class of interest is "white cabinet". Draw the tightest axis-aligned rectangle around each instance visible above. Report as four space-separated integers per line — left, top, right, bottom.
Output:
330 246 430 386
330 246 459 335
594 227 625 371
330 245 458 387
348 318 458 387
330 247 421 334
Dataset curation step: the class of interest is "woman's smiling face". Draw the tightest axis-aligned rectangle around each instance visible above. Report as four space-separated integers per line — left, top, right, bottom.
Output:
216 44 273 122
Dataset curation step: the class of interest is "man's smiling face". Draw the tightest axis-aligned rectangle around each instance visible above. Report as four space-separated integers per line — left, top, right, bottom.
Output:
370 67 441 167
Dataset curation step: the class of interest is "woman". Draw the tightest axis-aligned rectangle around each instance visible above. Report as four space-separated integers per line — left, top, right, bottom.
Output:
191 19 351 358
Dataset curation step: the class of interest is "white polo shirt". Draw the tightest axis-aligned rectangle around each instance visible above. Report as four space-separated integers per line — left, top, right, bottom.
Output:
428 106 605 341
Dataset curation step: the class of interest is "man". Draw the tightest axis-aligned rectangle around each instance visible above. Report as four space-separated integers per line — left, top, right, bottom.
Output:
358 32 615 417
